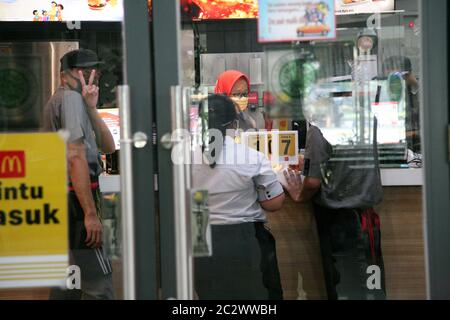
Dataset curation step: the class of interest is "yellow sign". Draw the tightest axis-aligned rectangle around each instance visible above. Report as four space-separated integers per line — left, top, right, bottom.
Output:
241 130 299 164
244 132 269 156
269 131 299 164
278 132 297 157
0 133 68 289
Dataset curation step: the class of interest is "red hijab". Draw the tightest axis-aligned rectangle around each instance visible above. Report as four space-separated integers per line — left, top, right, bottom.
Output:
214 70 250 96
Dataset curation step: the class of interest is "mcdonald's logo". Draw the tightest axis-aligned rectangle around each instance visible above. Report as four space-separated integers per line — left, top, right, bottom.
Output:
0 151 25 178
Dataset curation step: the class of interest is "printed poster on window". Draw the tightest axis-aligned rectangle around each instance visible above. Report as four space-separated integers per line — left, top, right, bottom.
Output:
0 0 123 22
258 0 336 43
0 133 68 289
335 0 394 15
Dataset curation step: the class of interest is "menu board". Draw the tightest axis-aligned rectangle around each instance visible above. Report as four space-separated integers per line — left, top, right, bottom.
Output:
0 0 396 22
335 0 395 15
183 0 394 20
258 0 336 43
181 0 259 20
0 0 124 22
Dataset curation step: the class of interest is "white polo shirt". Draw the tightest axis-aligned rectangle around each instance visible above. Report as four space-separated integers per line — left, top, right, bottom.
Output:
192 136 284 225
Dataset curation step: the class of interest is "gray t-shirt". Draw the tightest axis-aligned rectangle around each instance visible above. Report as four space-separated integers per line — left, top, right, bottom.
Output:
302 125 332 206
303 124 382 209
42 87 102 179
303 125 332 179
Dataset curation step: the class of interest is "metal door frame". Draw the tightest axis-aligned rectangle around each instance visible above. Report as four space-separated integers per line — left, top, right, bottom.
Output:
121 0 157 299
421 0 450 299
152 0 193 299
121 0 450 300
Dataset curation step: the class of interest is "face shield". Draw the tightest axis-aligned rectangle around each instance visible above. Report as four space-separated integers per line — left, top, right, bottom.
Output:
302 84 334 129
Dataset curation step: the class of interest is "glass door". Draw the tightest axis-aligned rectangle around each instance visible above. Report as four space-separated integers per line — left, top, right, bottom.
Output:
0 0 157 300
152 0 450 301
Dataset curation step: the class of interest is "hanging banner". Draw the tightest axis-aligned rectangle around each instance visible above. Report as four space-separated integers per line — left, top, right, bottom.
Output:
258 0 336 43
0 133 68 289
0 0 123 22
335 0 395 15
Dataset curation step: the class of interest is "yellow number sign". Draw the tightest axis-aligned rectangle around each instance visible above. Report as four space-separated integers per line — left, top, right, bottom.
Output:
240 131 298 164
269 131 299 164
278 133 297 157
0 133 68 289
241 131 269 157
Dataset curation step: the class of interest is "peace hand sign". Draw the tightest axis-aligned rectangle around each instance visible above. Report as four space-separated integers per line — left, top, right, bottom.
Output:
79 69 99 109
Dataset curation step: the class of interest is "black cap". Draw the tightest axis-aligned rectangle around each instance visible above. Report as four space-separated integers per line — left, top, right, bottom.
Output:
60 49 104 72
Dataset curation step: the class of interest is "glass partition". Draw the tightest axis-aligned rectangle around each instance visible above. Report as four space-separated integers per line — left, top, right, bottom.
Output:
184 0 426 300
0 0 126 300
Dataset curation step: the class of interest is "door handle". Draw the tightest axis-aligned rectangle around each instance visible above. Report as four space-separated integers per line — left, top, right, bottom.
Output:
117 85 136 300
160 132 184 150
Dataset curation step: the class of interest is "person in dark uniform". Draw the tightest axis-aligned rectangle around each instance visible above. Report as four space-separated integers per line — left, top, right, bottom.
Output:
42 49 116 299
281 123 386 300
384 55 421 153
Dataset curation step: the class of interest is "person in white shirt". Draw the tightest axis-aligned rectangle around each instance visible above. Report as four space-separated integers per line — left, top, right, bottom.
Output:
193 94 285 299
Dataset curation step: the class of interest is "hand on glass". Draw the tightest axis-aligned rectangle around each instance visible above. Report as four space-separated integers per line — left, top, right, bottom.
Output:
79 69 99 109
281 168 302 202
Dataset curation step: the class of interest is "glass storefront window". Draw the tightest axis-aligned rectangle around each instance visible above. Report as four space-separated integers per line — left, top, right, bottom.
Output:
3 0 444 301
0 1 126 300
185 0 426 300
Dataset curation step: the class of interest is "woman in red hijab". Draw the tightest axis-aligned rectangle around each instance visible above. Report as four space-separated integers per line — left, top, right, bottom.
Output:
215 70 250 95
214 70 257 130
210 70 284 299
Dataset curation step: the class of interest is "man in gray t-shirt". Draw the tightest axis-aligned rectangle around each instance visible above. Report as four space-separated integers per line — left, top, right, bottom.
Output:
43 87 102 178
281 124 386 300
42 49 116 300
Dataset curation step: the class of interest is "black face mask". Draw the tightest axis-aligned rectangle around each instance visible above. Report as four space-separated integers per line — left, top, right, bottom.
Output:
64 70 99 93
64 71 83 94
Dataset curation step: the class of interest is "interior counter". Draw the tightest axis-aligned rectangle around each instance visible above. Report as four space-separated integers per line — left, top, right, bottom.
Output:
99 168 423 193
98 170 426 299
266 186 426 300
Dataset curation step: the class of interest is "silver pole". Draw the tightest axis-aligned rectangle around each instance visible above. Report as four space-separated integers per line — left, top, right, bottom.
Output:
117 85 136 300
171 85 193 300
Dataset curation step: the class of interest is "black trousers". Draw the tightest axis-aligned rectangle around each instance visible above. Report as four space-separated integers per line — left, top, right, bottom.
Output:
195 222 283 300
255 223 283 300
313 203 386 300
